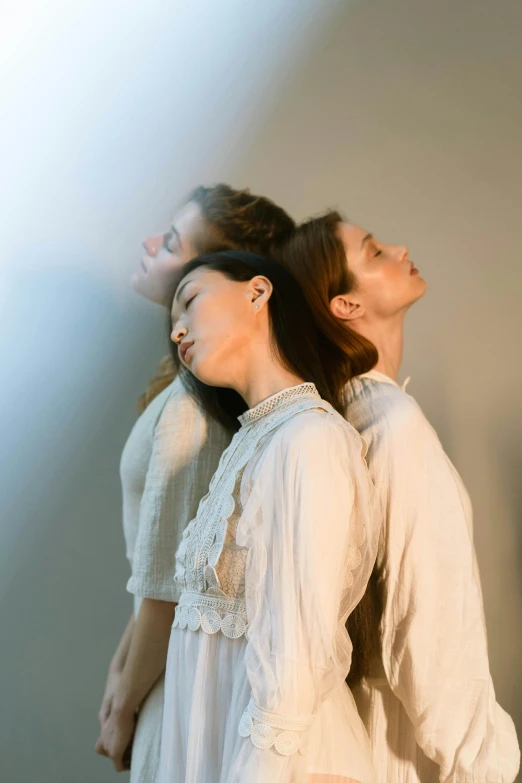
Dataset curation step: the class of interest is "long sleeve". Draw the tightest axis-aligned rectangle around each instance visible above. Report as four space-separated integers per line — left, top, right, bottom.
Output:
127 383 231 603
378 400 520 783
227 410 379 783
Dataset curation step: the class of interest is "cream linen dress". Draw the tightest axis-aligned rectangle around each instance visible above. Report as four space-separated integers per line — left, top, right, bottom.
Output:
345 370 520 783
158 383 381 783
120 374 231 783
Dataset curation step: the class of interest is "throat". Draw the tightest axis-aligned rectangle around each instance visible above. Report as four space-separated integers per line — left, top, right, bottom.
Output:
357 317 404 382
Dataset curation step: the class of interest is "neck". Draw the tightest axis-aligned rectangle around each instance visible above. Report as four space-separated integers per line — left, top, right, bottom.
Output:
232 345 304 410
352 312 405 382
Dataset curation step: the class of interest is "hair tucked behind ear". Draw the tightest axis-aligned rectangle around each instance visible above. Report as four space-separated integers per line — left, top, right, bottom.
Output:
138 184 295 413
273 210 378 387
274 211 382 689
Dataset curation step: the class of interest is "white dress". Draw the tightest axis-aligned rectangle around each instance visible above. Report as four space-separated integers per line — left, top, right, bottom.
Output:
345 371 520 783
120 375 231 783
158 383 381 783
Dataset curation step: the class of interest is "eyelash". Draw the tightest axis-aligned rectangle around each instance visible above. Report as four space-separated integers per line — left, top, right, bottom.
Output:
374 250 382 257
185 295 196 308
163 232 179 253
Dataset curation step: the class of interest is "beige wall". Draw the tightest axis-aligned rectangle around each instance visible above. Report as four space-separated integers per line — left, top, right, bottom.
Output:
231 0 522 728
0 1 520 780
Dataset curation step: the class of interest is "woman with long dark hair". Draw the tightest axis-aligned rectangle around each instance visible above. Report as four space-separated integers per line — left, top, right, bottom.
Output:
158 250 380 783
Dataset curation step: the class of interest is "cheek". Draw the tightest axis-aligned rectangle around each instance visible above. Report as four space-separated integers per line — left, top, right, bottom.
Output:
358 264 408 312
194 300 250 361
190 303 250 385
153 251 184 278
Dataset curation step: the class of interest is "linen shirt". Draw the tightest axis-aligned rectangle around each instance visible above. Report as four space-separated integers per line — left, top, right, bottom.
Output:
120 374 231 783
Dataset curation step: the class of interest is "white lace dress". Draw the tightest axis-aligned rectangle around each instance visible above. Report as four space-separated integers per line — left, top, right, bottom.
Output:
157 383 380 783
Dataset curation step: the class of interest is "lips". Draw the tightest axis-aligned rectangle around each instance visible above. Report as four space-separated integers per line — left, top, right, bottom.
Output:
179 341 194 363
409 262 419 275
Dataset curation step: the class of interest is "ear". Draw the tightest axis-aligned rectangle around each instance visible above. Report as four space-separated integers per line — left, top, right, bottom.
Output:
250 275 273 309
330 293 365 322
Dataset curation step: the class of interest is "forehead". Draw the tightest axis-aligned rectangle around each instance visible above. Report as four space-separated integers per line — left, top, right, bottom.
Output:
170 201 204 241
337 222 370 251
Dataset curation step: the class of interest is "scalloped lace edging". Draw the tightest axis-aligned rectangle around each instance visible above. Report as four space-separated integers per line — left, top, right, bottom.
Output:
238 698 314 756
173 593 248 639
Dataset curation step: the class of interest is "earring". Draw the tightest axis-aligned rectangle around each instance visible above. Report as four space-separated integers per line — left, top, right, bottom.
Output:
254 305 259 310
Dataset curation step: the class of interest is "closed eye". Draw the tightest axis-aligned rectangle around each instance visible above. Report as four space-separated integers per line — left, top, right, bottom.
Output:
374 250 382 257
163 230 180 253
185 294 196 308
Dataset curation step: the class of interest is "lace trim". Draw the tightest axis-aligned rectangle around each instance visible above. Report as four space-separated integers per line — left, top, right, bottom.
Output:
175 394 331 594
238 698 313 756
238 383 319 427
178 590 247 616
173 592 248 639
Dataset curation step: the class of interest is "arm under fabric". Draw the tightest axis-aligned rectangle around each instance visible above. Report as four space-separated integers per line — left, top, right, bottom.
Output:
379 402 519 783
226 409 379 783
127 381 231 603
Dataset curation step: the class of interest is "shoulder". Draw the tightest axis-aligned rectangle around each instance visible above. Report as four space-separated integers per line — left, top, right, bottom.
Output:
346 376 434 441
346 379 451 484
271 405 365 463
156 375 204 420
153 375 228 444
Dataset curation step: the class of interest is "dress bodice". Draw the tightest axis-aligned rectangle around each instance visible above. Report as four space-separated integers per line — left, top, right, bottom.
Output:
172 383 328 638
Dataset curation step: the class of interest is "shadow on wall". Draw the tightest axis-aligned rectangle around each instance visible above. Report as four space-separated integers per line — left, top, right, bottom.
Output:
0 251 166 782
488 414 522 734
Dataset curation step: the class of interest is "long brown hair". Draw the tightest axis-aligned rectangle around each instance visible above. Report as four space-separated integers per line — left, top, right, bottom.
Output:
273 210 378 384
275 210 381 688
137 184 295 413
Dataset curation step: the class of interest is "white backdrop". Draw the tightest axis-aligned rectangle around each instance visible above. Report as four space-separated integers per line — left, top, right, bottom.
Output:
0 1 520 781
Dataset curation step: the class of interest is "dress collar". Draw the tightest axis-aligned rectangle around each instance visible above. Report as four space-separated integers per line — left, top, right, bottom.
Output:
359 369 411 392
237 382 320 427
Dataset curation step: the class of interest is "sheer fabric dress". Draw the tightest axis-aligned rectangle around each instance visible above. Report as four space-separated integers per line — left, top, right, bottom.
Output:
158 383 380 783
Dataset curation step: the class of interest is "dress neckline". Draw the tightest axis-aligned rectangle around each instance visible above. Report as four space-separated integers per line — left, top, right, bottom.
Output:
359 369 399 387
237 382 319 427
359 369 411 392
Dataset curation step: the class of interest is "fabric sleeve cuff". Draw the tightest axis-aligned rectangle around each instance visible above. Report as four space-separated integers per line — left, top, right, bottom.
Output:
126 575 182 603
238 698 314 756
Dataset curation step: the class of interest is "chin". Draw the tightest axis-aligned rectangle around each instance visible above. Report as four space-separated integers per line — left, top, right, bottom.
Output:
190 360 233 390
188 359 217 387
409 275 427 303
131 273 153 300
130 272 145 292
416 275 428 297
132 277 167 306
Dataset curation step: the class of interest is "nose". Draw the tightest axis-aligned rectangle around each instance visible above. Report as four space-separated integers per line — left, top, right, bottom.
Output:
142 234 164 258
397 244 409 262
171 323 187 345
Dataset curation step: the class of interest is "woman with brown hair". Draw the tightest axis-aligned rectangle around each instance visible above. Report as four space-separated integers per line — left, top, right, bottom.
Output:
95 184 296 780
276 211 520 783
